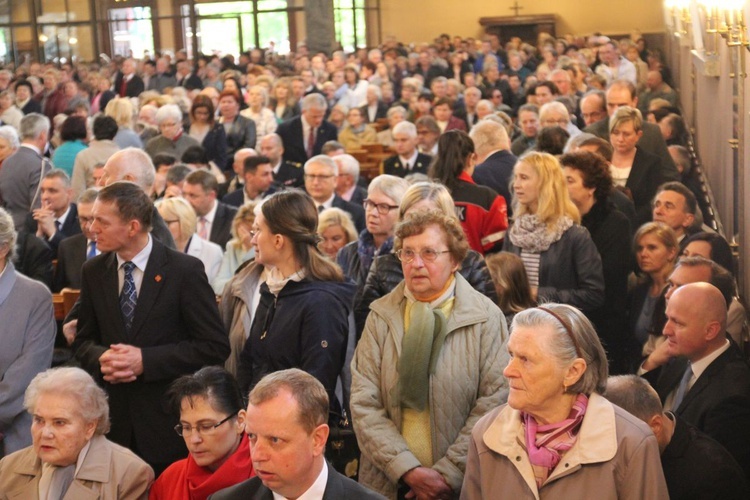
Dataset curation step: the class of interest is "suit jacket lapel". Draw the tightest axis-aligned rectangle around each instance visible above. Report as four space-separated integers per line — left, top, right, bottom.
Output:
210 204 223 242
676 347 732 412
322 467 344 500
625 149 648 194
129 241 167 340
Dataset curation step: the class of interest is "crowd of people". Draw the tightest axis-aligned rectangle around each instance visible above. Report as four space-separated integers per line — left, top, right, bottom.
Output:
0 27 749 500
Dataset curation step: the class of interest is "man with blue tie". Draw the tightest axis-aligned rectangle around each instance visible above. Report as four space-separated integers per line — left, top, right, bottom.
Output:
72 181 230 475
53 188 99 292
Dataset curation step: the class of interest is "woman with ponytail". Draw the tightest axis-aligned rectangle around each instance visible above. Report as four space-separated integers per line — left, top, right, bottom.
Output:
235 189 355 418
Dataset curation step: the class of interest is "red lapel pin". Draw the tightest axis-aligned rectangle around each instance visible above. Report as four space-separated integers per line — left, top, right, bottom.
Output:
155 275 162 282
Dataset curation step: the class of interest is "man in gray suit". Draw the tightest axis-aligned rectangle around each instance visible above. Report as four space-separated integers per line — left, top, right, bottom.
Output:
0 113 51 228
210 369 383 500
583 79 679 179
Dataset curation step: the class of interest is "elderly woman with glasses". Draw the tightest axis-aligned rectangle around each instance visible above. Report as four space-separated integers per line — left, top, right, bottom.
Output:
0 367 154 499
461 304 668 499
145 104 200 162
149 367 253 500
351 209 508 500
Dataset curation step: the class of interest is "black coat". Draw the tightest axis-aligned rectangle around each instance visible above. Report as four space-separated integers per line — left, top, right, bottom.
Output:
53 233 87 292
236 278 356 415
472 149 517 216
12 230 53 289
643 340 750 480
223 116 256 171
113 72 145 98
355 250 497 336
209 464 384 500
331 195 366 234
72 239 230 467
210 202 238 250
626 147 674 226
194 122 228 172
21 99 42 115
272 160 304 189
277 116 338 164
662 416 750 500
381 153 432 178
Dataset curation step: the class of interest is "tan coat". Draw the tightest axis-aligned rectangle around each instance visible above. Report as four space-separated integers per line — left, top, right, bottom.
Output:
351 273 509 499
0 434 154 500
460 393 669 500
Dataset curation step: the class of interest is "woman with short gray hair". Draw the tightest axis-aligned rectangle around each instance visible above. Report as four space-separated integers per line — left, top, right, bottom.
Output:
0 207 56 459
0 367 154 498
461 303 668 499
0 124 19 170
145 103 200 161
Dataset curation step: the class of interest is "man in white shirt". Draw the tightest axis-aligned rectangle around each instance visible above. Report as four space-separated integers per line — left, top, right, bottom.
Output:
641 282 750 479
24 169 81 257
183 170 237 250
210 369 384 500
595 41 637 85
304 155 365 233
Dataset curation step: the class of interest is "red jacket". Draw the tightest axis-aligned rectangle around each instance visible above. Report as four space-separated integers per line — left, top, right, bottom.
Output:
453 171 508 254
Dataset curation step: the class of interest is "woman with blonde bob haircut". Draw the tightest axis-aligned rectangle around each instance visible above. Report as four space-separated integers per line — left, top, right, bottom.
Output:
317 207 358 260
0 367 154 499
158 197 223 284
503 152 605 313
105 97 143 149
461 304 667 499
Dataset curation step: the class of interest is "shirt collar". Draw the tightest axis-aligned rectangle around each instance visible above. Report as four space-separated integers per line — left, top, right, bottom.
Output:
116 234 153 271
317 194 335 210
399 149 419 167
272 461 328 500
204 200 218 224
691 339 731 381
56 205 72 226
272 159 283 175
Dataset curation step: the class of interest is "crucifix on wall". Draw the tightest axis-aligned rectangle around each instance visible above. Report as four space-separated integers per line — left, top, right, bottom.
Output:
510 1 523 16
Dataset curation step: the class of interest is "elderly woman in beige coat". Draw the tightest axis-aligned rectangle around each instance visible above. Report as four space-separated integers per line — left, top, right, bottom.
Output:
351 209 508 499
0 367 154 500
460 304 668 499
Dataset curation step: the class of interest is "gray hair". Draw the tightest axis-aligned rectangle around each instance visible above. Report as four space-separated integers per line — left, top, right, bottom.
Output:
0 208 17 261
19 113 50 141
0 125 19 149
25 367 111 435
393 120 417 138
107 148 156 190
604 375 663 423
249 85 269 107
511 303 609 395
564 132 598 153
369 174 409 206
367 84 382 100
476 100 494 113
333 154 360 183
465 86 483 99
539 101 570 122
78 188 99 205
387 106 407 120
469 119 510 154
155 104 183 126
304 154 338 175
43 168 72 187
300 93 327 112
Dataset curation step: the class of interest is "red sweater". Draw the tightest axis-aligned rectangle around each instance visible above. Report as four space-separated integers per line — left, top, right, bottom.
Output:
454 171 508 254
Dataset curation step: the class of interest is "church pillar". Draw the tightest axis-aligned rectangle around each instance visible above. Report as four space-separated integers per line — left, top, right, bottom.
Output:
305 0 335 55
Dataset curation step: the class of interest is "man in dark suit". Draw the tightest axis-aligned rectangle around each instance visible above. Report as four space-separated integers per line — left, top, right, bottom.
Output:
175 60 203 91
72 182 229 475
641 282 750 481
470 119 516 213
53 188 99 292
23 169 81 257
183 170 237 250
583 79 678 177
605 374 750 499
113 58 145 98
333 154 367 206
381 121 432 178
259 133 304 189
209 369 383 500
222 155 276 208
304 155 365 233
276 93 338 165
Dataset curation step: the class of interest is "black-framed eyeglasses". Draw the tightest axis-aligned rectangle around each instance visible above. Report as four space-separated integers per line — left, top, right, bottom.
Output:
363 199 399 215
396 248 451 264
173 411 238 437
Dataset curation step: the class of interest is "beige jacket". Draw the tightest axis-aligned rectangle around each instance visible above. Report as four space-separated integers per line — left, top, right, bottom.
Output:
460 393 669 500
0 434 154 500
350 273 509 499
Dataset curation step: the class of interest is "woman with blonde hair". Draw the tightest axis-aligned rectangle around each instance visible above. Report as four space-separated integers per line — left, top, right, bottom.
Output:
503 151 605 313
213 203 257 294
268 77 299 123
628 222 679 354
240 85 277 137
317 207 358 260
104 97 143 149
158 197 224 284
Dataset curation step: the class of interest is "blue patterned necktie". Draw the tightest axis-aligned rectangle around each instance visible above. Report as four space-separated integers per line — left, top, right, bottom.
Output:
87 241 97 260
671 363 693 411
120 261 137 333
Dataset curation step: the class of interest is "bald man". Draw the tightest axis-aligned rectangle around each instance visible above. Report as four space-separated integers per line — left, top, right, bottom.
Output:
641 283 750 480
638 70 679 114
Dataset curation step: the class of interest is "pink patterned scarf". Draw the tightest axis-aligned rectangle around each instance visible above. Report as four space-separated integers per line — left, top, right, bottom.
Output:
522 393 589 488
